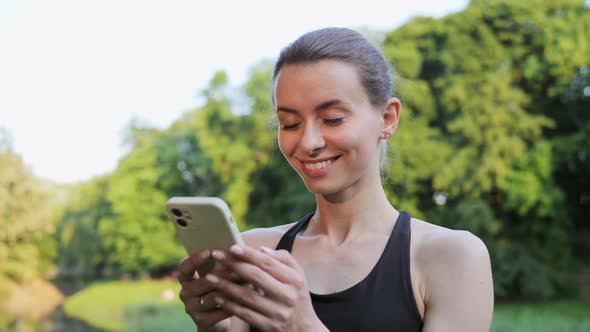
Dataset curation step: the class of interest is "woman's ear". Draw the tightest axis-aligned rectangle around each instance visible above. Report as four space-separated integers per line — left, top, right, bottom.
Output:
382 97 401 137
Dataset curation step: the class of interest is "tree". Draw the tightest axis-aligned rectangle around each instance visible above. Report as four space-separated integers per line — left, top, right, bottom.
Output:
98 127 184 276
55 176 111 278
381 0 590 298
0 134 56 293
188 70 275 228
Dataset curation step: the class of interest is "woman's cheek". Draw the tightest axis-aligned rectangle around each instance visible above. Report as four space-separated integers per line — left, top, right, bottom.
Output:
278 133 294 157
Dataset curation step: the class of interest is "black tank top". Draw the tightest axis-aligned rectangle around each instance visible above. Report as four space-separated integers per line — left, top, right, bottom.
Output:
250 211 423 332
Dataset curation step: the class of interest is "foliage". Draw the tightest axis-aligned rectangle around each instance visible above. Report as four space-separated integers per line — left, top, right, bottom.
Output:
2 0 587 303
98 129 185 276
381 0 590 298
190 70 275 228
0 137 57 299
55 176 111 278
54 116 230 278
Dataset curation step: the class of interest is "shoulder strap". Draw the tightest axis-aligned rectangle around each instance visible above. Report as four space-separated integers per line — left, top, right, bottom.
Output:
275 212 314 252
389 210 423 325
395 211 411 238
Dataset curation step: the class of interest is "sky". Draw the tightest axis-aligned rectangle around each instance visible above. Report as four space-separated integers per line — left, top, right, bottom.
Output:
0 0 469 184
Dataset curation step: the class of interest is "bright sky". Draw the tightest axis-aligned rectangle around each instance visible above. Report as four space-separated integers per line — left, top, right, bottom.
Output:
0 0 468 184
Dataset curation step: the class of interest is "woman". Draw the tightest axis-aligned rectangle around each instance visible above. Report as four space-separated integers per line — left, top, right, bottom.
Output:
178 27 494 332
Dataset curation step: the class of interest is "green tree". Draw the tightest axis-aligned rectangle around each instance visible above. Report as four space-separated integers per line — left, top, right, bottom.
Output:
98 127 184 276
44 0 589 300
0 133 56 292
188 70 275 228
55 176 111 278
381 0 589 298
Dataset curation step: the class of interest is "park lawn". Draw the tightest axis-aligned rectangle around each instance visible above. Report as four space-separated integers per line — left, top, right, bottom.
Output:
491 300 590 332
123 302 195 332
64 280 590 332
63 279 186 331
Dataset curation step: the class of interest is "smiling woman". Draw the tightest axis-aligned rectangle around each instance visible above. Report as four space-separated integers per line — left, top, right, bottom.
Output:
177 27 494 332
274 59 393 195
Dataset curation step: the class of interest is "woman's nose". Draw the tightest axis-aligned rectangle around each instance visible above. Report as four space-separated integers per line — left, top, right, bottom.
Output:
299 122 325 155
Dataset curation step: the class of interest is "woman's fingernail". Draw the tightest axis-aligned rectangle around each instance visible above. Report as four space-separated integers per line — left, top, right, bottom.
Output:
230 245 244 255
206 274 219 283
211 250 225 260
214 297 224 305
200 250 210 259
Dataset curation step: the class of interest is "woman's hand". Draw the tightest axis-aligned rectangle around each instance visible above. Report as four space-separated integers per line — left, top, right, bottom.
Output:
205 245 328 332
178 250 241 332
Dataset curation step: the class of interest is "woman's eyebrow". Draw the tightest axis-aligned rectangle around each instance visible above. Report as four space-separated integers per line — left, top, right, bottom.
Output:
276 106 298 114
316 99 351 112
277 99 351 114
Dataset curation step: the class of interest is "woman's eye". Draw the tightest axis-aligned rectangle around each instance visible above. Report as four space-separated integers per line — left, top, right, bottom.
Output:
324 118 344 125
281 123 300 131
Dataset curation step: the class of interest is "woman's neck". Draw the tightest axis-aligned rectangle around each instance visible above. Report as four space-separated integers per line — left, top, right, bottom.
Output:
308 178 399 245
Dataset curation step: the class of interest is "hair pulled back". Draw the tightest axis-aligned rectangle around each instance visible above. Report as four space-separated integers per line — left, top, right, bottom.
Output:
272 27 393 108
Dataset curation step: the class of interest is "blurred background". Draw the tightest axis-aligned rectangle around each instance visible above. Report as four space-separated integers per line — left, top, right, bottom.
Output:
1 0 589 331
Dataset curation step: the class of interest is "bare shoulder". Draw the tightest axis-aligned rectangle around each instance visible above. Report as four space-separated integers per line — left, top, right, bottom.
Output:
240 222 297 250
409 219 494 330
411 217 493 303
411 217 490 266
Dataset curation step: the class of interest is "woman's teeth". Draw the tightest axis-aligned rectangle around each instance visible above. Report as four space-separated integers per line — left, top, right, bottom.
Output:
304 159 333 170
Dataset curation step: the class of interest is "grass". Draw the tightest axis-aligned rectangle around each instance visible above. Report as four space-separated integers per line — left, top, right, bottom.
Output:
492 300 590 332
124 303 194 332
63 279 185 331
63 280 590 332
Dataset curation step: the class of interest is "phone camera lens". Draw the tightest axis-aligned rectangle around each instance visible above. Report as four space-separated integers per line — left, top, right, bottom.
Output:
171 208 183 217
176 218 188 227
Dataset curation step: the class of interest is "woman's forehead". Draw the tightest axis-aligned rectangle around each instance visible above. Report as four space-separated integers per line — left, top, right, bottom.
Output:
273 60 368 106
276 60 359 81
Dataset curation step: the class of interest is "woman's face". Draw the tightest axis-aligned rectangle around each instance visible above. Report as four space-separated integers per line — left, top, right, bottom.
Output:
273 59 395 196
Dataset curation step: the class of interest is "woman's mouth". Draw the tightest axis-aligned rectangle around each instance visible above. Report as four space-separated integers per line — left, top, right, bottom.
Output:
301 156 341 177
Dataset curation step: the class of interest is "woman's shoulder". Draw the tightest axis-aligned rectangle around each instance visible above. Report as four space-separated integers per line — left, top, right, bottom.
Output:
411 216 491 280
240 222 298 250
409 216 494 326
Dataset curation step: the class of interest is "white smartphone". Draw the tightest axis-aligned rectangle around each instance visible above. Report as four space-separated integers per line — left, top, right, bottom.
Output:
167 197 243 276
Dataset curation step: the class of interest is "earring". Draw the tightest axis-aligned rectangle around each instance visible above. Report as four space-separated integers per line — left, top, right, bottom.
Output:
382 132 391 140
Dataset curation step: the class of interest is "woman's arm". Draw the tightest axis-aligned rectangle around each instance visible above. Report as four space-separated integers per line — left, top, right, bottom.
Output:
420 230 494 332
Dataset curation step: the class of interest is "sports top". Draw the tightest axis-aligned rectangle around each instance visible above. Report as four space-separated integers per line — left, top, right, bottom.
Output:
250 211 423 331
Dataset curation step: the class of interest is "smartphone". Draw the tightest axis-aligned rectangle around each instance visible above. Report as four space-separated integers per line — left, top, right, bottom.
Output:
167 197 243 276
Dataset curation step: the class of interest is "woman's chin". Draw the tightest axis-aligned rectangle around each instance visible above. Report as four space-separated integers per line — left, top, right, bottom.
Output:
304 182 345 196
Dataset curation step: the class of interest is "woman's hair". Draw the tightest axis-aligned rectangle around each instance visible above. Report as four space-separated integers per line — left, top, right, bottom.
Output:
272 27 393 107
272 27 395 169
